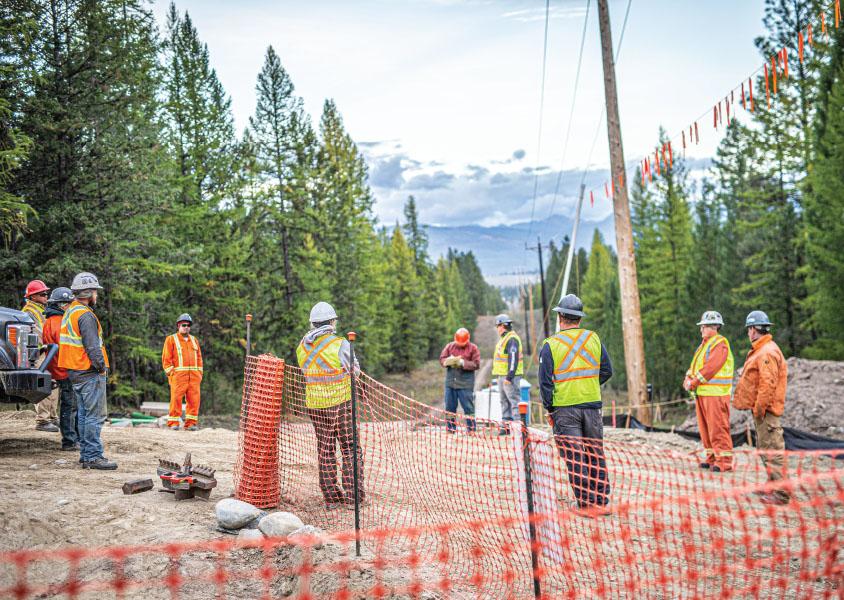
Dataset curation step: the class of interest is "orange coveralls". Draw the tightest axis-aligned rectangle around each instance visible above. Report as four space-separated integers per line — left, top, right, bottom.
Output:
162 333 203 428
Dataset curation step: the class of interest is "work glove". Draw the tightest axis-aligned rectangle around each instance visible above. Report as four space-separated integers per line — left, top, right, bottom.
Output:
443 356 458 368
458 358 465 368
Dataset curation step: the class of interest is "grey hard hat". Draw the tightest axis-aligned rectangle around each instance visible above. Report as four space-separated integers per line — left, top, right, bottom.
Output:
176 313 193 325
48 287 73 304
494 314 513 326
309 301 338 324
552 294 586 318
70 272 103 292
697 310 724 326
745 310 772 328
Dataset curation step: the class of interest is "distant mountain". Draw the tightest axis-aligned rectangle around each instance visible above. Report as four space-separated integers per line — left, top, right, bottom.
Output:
425 215 616 284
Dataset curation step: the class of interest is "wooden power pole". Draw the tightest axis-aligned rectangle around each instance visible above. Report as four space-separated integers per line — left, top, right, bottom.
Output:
596 0 650 426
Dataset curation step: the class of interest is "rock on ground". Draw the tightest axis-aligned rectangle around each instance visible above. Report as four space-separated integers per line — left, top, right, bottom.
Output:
237 528 264 542
215 498 261 530
287 525 324 548
258 512 304 538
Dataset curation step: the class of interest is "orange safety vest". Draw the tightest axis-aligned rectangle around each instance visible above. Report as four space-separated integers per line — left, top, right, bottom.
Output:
57 300 110 371
163 333 203 376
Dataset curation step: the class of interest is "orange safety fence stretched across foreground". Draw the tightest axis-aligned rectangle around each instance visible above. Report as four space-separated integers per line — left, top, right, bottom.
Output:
1 353 842 599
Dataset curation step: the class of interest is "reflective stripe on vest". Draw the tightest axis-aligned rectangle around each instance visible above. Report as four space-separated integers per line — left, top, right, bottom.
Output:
57 301 110 370
689 334 734 396
22 301 45 330
547 328 602 406
171 334 202 372
296 333 351 410
492 331 524 377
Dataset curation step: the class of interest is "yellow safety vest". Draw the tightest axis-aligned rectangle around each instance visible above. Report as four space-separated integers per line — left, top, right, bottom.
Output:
57 300 110 371
22 301 45 332
492 331 524 377
170 333 203 373
688 334 734 397
546 328 602 406
296 333 351 410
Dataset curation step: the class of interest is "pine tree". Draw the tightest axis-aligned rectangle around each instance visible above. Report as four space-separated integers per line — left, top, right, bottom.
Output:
387 226 425 371
804 19 844 358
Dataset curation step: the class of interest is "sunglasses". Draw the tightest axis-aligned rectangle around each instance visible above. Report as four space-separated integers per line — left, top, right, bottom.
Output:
179 323 191 328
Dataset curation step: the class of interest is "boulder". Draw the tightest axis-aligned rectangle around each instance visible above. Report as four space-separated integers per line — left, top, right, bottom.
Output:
215 498 261 530
287 525 324 549
258 511 304 538
237 528 265 542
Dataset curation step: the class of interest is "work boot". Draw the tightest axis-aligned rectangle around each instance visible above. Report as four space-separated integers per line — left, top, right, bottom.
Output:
61 443 80 451
82 457 118 470
170 425 180 431
698 462 710 470
184 424 197 431
35 422 60 433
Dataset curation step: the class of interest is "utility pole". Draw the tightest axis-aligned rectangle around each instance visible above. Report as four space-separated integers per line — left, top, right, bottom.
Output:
521 282 532 355
527 237 551 340
596 0 650 425
561 183 585 300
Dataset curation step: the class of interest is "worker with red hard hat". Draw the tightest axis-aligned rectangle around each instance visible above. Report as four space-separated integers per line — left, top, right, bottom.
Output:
439 327 480 433
22 279 60 433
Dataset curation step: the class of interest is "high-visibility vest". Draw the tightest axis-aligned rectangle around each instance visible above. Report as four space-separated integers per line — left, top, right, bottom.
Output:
296 333 351 410
546 328 602 406
22 301 45 332
165 333 203 375
57 300 110 371
688 334 734 396
492 331 524 377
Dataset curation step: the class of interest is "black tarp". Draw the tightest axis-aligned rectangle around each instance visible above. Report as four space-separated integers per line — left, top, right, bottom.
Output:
603 414 844 459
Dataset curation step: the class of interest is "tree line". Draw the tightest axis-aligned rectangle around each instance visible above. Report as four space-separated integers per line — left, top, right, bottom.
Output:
0 1 503 412
534 0 844 399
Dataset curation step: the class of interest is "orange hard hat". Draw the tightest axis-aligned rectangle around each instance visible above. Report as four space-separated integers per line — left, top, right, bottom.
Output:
454 328 470 346
25 280 50 298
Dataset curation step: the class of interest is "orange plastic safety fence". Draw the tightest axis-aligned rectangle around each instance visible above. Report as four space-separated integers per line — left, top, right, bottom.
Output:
1 474 842 599
233 354 285 508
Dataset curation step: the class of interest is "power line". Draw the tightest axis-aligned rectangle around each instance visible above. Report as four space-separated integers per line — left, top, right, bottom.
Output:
524 0 552 244
546 0 592 221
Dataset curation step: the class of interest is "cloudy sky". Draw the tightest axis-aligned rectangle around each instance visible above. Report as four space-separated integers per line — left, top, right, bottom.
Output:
151 0 767 231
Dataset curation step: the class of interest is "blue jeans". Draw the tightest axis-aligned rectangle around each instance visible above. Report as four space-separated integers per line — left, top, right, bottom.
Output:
74 374 107 462
57 379 78 448
551 405 610 507
444 386 475 432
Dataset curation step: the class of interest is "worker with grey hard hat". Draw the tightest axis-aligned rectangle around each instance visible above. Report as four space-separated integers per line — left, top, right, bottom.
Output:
734 310 790 505
539 294 613 512
162 313 204 431
57 272 117 470
491 313 524 434
41 287 79 449
296 301 364 509
683 310 735 473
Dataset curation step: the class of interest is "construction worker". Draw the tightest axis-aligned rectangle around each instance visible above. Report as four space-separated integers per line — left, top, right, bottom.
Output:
539 294 613 511
296 301 364 509
23 279 60 433
439 327 480 433
162 313 203 431
734 311 789 505
57 272 117 470
492 314 524 434
41 287 78 450
683 311 735 472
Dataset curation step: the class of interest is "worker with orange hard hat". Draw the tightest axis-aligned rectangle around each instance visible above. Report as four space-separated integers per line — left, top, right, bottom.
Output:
23 279 60 433
162 314 203 431
439 327 480 433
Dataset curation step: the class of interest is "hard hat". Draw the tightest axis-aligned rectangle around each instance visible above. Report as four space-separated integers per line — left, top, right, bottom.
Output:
552 294 586 318
25 280 50 298
48 287 73 304
494 314 513 326
696 310 724 326
454 328 470 346
176 313 193 325
70 272 103 292
309 301 338 324
745 310 772 328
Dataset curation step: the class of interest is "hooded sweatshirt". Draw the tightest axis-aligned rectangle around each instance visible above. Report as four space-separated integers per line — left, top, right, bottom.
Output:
300 325 359 374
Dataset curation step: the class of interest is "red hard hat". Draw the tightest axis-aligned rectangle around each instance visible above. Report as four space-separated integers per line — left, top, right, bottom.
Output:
25 280 50 298
454 328 470 346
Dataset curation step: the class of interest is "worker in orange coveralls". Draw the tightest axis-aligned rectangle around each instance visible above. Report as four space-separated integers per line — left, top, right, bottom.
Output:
683 311 735 472
162 313 203 431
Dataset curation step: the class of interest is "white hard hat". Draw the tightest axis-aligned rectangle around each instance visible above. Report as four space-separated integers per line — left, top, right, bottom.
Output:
696 310 724 326
309 301 338 324
70 272 103 292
